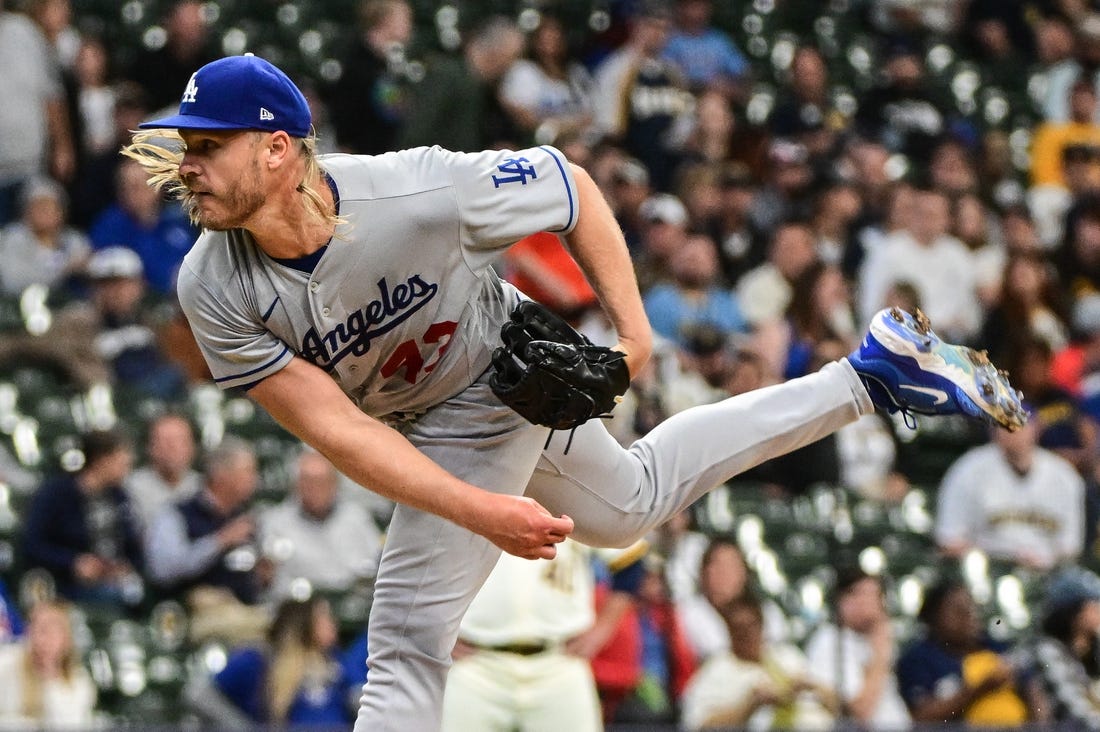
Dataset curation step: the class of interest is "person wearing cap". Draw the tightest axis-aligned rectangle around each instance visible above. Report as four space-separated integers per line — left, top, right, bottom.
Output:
605 154 654 253
0 175 90 297
86 245 187 397
2 244 191 401
746 139 816 240
1033 567 1100 727
631 192 690 293
0 243 177 394
119 52 1019 732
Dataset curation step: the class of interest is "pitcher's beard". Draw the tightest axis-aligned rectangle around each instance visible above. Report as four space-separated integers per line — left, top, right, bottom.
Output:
191 192 265 231
184 170 266 230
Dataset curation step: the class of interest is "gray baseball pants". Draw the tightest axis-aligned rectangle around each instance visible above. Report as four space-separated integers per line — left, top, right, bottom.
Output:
353 359 872 731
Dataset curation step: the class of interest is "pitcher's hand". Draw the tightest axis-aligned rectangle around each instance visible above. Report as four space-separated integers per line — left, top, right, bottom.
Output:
472 494 574 559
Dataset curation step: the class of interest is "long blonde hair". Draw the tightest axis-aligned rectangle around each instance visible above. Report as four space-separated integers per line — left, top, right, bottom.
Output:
120 128 341 230
265 597 334 722
20 600 82 719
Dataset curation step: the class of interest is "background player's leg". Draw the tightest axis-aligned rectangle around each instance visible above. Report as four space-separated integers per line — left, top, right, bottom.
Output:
353 381 547 732
441 651 601 732
520 654 604 732
440 652 521 732
527 359 872 547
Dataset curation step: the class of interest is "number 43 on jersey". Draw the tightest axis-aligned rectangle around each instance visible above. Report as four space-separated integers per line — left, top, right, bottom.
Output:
380 321 458 384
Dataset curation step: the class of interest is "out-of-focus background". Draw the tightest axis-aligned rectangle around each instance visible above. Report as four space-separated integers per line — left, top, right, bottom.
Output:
4 0 1100 729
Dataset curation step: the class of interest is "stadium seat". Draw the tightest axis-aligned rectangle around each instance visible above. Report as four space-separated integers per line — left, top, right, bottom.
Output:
780 531 831 581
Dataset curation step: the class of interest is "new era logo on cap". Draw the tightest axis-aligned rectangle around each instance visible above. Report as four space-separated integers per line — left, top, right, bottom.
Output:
139 54 311 137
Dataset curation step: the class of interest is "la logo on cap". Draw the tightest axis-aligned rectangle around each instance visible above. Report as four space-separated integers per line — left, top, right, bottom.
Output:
260 108 275 121
182 73 199 103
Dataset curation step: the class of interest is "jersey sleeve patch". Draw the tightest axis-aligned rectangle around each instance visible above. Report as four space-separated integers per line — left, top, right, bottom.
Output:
449 145 580 252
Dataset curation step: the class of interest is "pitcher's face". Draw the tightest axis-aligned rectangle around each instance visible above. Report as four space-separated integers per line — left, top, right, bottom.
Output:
179 129 269 230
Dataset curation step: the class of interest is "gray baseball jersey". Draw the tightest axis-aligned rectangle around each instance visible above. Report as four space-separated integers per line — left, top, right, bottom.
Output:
178 144 578 418
175 144 873 732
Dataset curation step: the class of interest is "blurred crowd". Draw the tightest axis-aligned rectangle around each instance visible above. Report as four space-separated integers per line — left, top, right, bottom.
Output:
8 0 1100 728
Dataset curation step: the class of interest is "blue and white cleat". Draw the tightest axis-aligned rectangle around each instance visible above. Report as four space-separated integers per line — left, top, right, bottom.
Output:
848 307 1028 431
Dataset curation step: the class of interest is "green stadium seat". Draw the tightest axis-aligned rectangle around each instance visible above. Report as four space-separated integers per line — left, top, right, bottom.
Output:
780 531 830 581
880 530 938 578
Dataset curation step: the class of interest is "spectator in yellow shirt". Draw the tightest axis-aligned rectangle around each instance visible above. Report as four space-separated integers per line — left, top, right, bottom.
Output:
1031 78 1100 188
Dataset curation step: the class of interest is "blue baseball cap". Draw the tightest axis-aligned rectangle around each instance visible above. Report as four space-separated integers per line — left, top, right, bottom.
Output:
139 54 311 137
1045 567 1100 616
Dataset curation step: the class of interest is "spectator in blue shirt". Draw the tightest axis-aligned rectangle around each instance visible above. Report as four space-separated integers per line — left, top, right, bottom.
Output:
662 0 749 97
88 158 197 296
210 596 352 725
643 231 746 348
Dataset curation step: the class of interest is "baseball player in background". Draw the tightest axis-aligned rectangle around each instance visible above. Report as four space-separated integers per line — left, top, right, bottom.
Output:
440 539 646 732
124 54 1026 732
